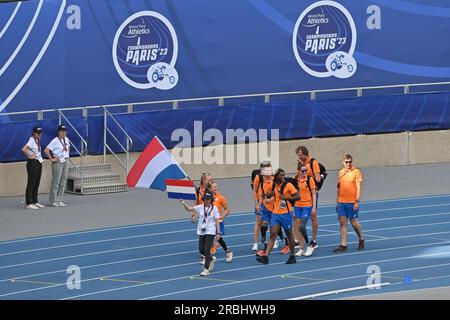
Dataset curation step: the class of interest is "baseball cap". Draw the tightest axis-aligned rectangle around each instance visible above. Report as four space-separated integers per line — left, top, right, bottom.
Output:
32 126 42 134
203 190 213 200
57 125 68 132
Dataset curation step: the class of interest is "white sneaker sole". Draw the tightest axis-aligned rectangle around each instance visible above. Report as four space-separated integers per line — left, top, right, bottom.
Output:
304 245 318 257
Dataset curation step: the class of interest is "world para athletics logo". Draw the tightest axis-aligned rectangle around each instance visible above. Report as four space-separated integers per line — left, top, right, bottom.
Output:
292 1 357 79
112 11 179 90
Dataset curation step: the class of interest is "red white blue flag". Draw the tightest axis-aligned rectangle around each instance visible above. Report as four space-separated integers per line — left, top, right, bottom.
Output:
127 137 187 191
165 179 197 200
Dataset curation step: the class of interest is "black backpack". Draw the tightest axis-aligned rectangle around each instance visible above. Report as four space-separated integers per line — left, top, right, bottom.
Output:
250 169 264 191
310 158 328 191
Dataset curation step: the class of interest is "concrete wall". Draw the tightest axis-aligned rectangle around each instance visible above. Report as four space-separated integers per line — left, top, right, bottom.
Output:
1 130 449 197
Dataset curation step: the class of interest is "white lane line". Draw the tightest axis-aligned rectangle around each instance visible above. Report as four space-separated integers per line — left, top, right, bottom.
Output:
2 238 449 299
0 2 21 40
0 0 66 112
137 248 450 300
1 219 450 270
2 204 450 258
345 284 450 300
283 263 450 301
52 240 449 300
287 283 391 300
1 194 449 246
0 0 43 77
4 230 450 285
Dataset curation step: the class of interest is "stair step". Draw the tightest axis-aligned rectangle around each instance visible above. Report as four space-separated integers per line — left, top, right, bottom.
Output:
67 183 128 195
68 173 120 186
68 163 112 176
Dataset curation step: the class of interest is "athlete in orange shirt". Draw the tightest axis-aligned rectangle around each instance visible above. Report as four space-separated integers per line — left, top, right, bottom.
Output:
195 172 212 205
334 154 365 253
296 146 321 256
256 169 299 265
293 161 317 256
209 182 233 262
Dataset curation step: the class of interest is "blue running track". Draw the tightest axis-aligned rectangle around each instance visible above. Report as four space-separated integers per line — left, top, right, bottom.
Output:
0 194 450 300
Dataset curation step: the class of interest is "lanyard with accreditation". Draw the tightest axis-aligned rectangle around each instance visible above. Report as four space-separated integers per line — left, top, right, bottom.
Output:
57 137 69 163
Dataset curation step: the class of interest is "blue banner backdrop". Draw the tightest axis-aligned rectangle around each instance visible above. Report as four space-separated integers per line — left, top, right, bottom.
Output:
1 0 450 115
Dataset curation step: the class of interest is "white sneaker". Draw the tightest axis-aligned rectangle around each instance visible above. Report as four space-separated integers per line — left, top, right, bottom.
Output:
273 239 279 249
27 204 39 210
252 243 258 251
34 203 45 208
295 249 304 257
199 259 205 265
208 256 216 272
226 251 233 263
50 202 60 207
58 202 66 207
304 242 318 257
200 268 210 277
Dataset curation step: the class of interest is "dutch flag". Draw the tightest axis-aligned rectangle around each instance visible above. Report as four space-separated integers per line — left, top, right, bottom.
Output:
165 179 197 200
127 136 188 191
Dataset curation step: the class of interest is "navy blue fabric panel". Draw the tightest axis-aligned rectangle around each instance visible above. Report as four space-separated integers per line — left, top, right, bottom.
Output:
0 118 86 163
1 92 450 162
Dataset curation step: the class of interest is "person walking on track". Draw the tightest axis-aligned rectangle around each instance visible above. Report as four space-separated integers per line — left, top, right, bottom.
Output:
296 146 322 256
334 154 365 253
195 172 212 205
180 190 221 276
21 126 45 210
44 125 71 208
256 169 299 265
209 181 233 262
293 161 317 256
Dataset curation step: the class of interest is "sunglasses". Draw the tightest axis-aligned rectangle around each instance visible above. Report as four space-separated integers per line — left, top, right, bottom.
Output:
300 168 307 172
344 160 352 164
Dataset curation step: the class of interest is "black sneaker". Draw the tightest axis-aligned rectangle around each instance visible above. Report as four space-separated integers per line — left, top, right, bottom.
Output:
256 255 269 265
333 245 348 253
358 239 365 250
286 255 297 264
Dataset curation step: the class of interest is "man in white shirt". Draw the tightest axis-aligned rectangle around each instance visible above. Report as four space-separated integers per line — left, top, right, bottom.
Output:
180 190 221 277
44 125 71 207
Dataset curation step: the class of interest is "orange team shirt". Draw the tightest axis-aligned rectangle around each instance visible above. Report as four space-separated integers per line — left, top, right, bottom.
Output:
338 167 363 203
272 182 297 214
294 175 316 207
196 186 206 204
213 192 227 217
259 177 275 211
305 156 320 180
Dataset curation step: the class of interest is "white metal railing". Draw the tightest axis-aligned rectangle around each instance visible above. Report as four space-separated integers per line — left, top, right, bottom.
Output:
103 107 133 175
58 110 88 189
1 81 450 120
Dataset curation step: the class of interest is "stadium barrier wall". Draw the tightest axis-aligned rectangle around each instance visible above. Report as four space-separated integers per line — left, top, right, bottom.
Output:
1 130 449 197
2 91 450 163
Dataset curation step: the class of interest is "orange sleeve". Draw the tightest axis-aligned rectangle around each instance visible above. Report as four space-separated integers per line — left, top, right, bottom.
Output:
356 169 363 183
253 175 260 191
287 183 297 196
309 177 316 190
312 160 320 174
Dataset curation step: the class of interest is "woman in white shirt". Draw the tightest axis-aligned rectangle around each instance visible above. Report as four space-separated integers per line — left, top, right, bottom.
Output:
21 126 45 210
180 190 221 277
44 125 71 207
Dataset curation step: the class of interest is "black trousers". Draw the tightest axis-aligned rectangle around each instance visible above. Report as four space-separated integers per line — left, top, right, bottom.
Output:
199 234 215 269
26 159 42 205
